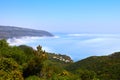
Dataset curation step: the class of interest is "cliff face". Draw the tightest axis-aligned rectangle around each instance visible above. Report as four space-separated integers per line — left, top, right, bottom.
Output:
0 25 54 39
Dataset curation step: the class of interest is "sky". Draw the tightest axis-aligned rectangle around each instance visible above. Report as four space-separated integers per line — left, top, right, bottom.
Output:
0 0 120 33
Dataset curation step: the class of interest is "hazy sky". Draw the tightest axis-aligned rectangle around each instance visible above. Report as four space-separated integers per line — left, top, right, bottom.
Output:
0 0 120 33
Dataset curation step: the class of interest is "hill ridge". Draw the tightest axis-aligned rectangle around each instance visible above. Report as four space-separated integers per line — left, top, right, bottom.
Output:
0 25 53 39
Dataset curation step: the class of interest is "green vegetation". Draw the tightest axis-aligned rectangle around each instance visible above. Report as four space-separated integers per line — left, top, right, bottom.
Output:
0 39 75 80
66 53 120 80
0 39 120 80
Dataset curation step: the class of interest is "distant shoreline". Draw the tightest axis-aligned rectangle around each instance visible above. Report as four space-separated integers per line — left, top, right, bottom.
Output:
0 25 54 39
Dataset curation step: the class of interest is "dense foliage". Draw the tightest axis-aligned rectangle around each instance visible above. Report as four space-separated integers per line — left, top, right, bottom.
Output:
66 53 120 80
0 39 120 80
0 39 76 80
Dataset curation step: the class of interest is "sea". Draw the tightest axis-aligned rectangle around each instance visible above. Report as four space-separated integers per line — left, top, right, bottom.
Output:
7 33 120 61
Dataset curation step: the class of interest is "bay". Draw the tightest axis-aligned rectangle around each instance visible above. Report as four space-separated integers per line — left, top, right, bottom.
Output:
7 33 120 61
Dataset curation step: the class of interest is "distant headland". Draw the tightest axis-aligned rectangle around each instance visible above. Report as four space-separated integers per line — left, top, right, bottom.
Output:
0 25 54 39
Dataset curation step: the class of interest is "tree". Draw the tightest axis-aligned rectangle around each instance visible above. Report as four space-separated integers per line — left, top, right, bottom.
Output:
0 57 24 80
0 39 8 48
19 45 35 61
75 69 98 80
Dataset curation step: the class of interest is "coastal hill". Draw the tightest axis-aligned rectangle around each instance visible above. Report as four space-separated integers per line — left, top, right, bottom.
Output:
0 39 120 80
66 52 120 79
0 25 53 39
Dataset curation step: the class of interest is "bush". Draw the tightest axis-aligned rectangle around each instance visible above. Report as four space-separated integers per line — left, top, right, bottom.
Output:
0 57 24 80
25 75 44 80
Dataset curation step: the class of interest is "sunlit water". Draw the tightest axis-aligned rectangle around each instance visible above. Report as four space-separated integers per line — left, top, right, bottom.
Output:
7 33 120 61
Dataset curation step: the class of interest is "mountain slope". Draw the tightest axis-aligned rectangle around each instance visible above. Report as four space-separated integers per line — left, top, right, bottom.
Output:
66 52 120 79
0 25 53 39
0 39 75 80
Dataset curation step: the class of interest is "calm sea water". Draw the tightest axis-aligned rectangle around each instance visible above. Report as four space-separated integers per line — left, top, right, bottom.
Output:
7 33 120 61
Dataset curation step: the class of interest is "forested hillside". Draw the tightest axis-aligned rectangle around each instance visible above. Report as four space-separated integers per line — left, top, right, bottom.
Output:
0 39 75 80
0 39 120 80
66 52 120 80
0 25 53 39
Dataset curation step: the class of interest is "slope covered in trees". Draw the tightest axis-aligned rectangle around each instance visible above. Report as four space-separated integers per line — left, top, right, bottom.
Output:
0 39 76 80
0 39 120 80
66 52 120 80
0 25 53 39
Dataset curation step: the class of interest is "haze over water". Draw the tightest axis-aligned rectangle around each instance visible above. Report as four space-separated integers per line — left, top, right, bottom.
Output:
7 33 120 61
